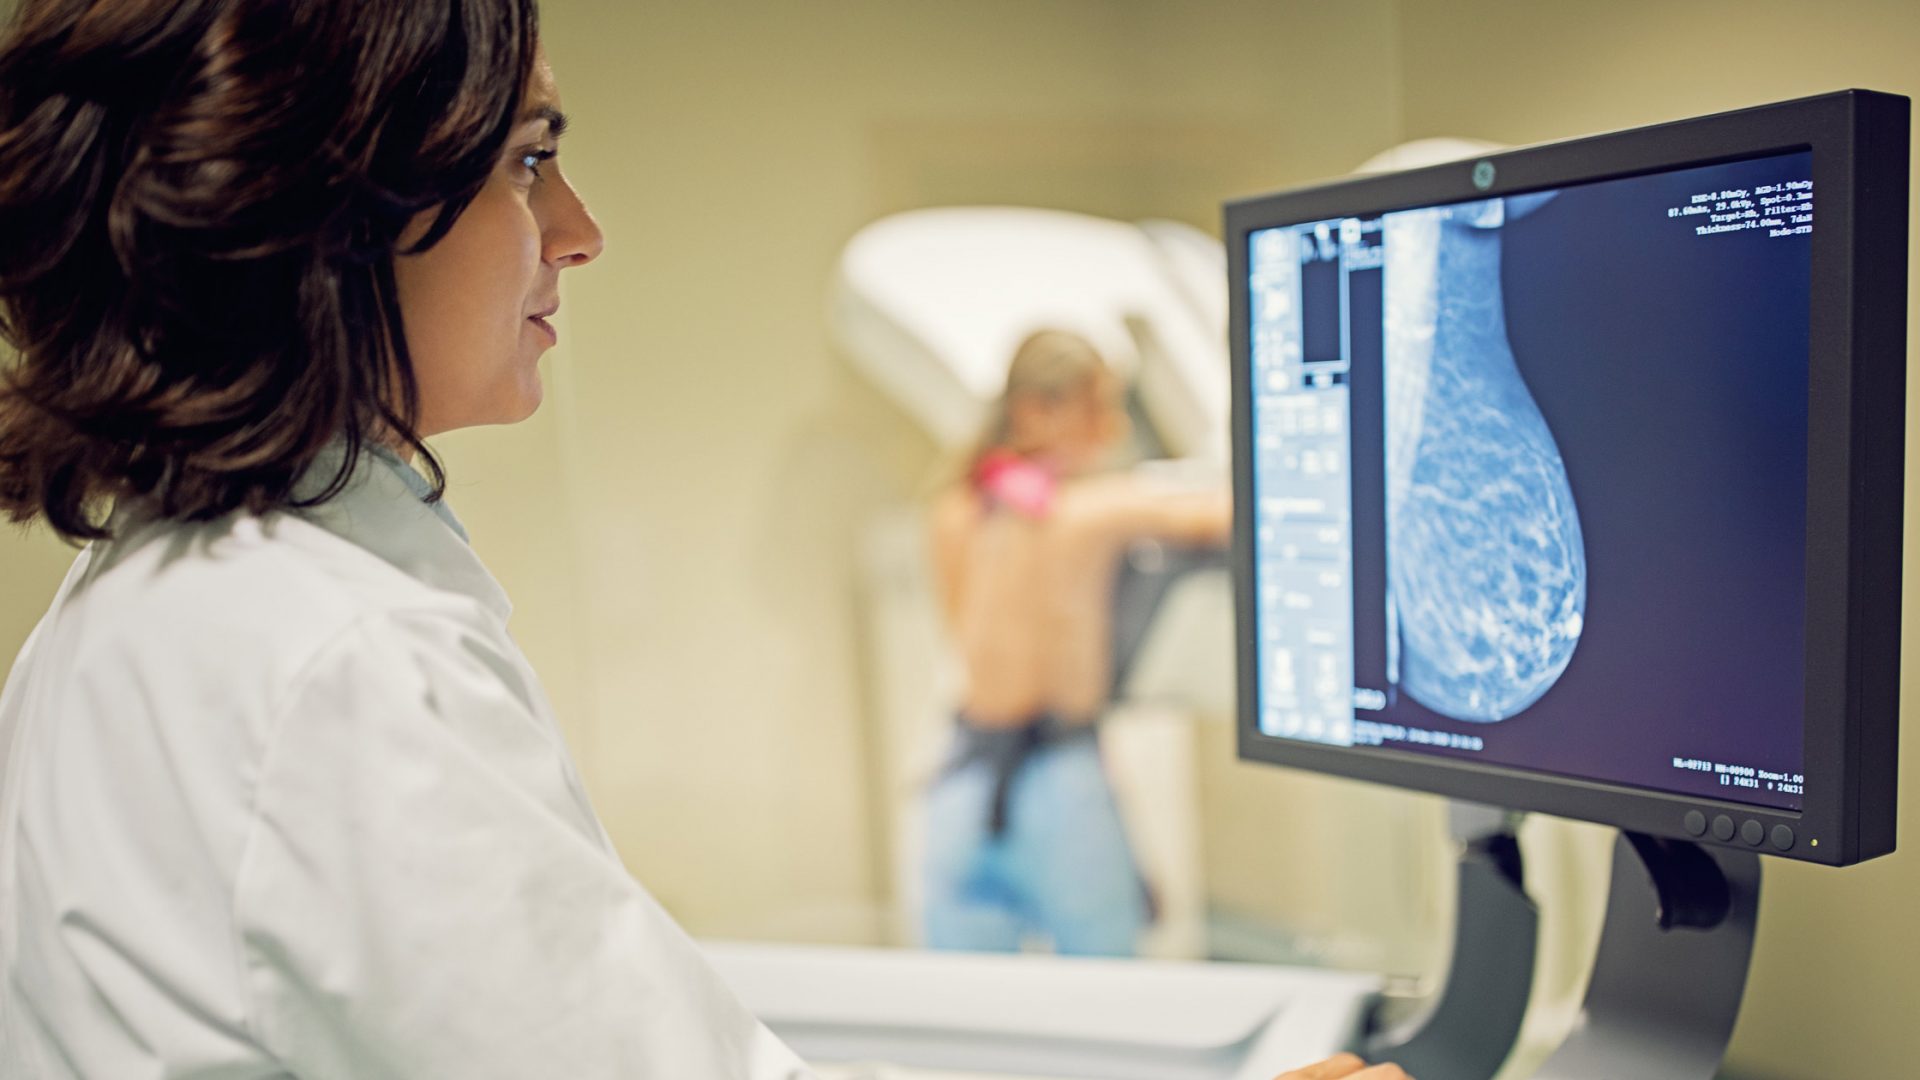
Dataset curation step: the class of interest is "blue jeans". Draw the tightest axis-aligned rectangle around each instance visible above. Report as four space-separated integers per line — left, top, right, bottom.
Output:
922 731 1146 956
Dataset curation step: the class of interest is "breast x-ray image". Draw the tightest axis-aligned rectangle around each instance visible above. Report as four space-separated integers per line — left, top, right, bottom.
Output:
1383 194 1586 724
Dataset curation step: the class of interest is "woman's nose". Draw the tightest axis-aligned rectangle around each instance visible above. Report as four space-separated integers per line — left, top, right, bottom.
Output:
547 180 605 268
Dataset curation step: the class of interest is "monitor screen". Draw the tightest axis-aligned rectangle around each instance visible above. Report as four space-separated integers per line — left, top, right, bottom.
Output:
1228 91 1908 865
1247 151 1812 811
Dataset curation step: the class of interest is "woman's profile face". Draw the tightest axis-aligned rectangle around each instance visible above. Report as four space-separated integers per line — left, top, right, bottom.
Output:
1058 369 1129 469
394 50 604 438
1009 369 1129 471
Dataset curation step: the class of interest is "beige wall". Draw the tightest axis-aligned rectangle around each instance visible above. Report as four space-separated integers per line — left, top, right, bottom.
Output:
2 3 1916 1077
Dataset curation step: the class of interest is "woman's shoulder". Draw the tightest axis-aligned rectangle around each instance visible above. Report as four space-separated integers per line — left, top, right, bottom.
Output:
64 508 486 682
7 506 522 808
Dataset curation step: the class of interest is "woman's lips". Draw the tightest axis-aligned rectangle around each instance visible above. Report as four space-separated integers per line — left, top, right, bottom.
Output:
528 314 557 344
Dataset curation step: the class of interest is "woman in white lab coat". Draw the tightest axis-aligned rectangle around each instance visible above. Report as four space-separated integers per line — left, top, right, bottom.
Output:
0 2 1406 1078
0 1 812 1075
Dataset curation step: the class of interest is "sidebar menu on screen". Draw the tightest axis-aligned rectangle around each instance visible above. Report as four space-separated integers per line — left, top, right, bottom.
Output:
1249 223 1359 748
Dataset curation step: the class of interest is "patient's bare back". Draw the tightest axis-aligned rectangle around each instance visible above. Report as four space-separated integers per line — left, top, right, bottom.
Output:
932 472 1230 728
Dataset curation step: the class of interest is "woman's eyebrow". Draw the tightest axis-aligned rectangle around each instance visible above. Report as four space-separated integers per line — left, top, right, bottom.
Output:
517 104 569 139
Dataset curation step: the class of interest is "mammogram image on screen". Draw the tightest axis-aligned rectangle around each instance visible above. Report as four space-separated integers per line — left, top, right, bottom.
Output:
1247 149 1812 810
1384 195 1586 723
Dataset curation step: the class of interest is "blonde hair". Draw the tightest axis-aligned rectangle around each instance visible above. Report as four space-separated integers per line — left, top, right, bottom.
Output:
971 330 1111 469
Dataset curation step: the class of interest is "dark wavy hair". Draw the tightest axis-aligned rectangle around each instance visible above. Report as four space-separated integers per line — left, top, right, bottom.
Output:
0 0 539 541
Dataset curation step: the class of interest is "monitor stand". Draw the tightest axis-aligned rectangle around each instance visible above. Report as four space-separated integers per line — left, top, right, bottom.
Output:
1533 832 1760 1078
1362 823 1760 1080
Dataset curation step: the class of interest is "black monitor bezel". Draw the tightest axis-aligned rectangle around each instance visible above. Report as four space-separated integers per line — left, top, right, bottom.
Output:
1227 90 1908 867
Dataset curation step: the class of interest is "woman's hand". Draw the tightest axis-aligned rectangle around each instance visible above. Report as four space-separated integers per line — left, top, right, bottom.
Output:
1274 1052 1411 1079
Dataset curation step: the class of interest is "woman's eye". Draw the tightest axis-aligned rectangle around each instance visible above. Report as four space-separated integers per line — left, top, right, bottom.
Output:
518 148 557 180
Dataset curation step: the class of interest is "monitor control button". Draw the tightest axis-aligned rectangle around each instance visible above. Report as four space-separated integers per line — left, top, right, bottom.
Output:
1740 820 1765 846
1771 825 1796 852
1711 815 1736 842
1683 810 1708 837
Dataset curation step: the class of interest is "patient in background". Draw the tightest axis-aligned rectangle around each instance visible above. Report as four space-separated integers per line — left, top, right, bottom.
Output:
923 329 1231 956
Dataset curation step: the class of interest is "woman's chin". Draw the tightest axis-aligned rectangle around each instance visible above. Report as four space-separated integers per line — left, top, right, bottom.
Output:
504 380 545 425
463 383 546 431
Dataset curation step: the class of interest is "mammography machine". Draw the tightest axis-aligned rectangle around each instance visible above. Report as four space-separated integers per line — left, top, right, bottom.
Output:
1229 90 1909 1077
837 206 1246 960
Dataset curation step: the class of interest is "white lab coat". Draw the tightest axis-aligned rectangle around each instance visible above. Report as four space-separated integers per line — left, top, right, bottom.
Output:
0 444 814 1079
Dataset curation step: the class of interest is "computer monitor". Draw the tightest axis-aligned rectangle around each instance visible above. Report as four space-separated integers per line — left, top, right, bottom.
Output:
1228 91 1908 867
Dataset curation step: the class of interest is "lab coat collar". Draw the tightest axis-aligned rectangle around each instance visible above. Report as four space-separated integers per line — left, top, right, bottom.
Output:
96 439 513 624
291 438 514 624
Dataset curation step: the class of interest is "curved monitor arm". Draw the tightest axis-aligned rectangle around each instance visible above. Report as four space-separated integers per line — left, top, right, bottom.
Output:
1361 814 1760 1080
